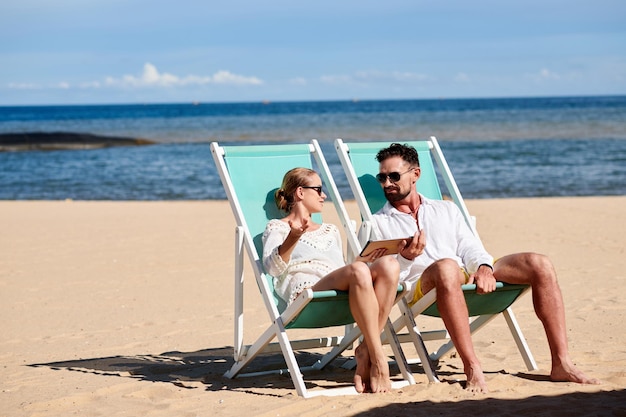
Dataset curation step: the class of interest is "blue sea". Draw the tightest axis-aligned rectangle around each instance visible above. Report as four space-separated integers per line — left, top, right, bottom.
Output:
1 96 625 200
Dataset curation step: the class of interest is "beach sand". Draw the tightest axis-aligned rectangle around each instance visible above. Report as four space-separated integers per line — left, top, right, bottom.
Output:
1 197 625 416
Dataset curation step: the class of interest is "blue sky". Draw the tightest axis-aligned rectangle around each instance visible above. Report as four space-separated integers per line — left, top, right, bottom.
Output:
1 0 625 105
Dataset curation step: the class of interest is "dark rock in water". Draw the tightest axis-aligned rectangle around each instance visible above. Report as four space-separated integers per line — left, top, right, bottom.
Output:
0 132 156 151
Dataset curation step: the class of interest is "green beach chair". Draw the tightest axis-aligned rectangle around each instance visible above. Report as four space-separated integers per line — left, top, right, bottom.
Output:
210 140 414 397
334 137 538 383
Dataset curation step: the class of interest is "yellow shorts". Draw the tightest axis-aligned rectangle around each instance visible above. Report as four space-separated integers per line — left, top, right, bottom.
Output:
408 260 497 307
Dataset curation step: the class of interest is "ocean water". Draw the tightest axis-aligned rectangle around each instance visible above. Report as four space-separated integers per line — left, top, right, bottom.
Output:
1 96 625 200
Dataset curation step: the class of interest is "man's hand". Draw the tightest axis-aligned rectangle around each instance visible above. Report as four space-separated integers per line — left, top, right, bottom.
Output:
398 230 426 261
469 264 496 294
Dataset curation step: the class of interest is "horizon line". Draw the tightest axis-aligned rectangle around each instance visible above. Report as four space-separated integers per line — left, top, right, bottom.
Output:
1 93 625 108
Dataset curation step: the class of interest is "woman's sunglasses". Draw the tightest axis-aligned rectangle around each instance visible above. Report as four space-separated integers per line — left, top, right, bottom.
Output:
375 168 415 183
301 186 323 196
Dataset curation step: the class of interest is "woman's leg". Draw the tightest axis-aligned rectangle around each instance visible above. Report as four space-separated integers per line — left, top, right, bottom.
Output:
312 261 393 392
369 256 400 329
353 256 400 392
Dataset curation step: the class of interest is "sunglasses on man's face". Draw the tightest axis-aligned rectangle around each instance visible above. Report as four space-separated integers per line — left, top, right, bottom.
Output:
375 167 415 183
301 186 323 196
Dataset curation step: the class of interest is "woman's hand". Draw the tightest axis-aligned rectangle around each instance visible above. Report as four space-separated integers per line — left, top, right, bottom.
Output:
288 218 310 238
355 247 388 263
278 218 310 262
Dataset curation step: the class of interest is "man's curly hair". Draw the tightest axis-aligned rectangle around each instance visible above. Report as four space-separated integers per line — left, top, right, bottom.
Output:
375 143 420 167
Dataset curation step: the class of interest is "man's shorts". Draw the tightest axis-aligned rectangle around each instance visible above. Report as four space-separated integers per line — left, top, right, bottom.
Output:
408 260 497 307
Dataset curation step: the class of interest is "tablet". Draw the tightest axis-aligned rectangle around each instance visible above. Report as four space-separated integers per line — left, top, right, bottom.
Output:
359 237 412 257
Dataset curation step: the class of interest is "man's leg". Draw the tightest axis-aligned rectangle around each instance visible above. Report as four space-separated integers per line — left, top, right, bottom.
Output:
494 252 599 384
421 259 489 392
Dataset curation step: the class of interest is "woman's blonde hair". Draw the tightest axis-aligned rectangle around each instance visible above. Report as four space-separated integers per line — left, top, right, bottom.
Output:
275 167 317 213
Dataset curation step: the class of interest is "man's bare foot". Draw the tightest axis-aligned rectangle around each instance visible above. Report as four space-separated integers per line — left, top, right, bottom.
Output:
354 344 371 393
465 364 488 393
368 354 391 393
551 361 601 384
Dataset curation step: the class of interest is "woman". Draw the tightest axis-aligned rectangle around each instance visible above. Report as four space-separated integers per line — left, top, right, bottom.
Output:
262 167 400 393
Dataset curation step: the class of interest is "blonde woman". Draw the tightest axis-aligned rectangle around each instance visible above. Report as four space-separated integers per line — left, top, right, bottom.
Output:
262 167 403 393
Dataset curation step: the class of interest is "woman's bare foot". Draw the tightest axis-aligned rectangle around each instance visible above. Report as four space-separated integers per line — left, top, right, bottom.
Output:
354 344 371 393
465 364 488 393
551 361 601 384
368 354 391 393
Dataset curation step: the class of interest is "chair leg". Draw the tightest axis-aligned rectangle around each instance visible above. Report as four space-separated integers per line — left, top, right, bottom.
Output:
429 313 498 361
384 318 416 385
273 317 311 398
503 307 538 371
398 299 440 383
224 322 278 379
315 324 363 370
233 226 245 361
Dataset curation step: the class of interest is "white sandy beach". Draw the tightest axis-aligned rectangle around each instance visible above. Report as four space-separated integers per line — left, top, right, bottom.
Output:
1 197 625 416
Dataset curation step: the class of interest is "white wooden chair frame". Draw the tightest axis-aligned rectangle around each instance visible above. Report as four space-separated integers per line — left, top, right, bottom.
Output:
334 136 538 383
211 140 415 397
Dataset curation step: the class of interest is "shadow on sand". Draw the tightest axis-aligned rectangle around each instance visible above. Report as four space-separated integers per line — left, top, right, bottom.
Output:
30 347 625 414
29 346 361 395
351 390 626 416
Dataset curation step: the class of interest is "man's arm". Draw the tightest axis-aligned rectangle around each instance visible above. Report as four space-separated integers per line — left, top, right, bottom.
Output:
452 203 493 275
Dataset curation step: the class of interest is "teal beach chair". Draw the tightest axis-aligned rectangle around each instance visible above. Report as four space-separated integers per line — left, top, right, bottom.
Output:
334 137 538 383
210 140 414 397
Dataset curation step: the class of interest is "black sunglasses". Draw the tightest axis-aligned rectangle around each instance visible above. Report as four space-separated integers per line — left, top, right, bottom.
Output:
301 186 323 195
375 168 415 183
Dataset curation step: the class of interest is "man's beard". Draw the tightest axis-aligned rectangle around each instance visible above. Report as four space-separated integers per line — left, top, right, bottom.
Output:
384 187 410 203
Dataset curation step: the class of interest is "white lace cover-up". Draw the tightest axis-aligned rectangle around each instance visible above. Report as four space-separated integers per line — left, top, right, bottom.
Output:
262 219 345 304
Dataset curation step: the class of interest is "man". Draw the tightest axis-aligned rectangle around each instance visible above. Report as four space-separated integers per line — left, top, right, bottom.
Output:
371 142 599 393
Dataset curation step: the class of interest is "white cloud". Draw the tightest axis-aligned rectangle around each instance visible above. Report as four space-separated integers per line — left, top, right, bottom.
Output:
454 72 470 82
212 70 263 85
7 82 40 90
6 63 263 93
320 74 354 84
539 68 560 80
80 81 101 89
354 70 428 82
382 71 429 82
525 68 561 83
288 77 308 86
104 63 263 88
8 81 71 90
321 70 429 85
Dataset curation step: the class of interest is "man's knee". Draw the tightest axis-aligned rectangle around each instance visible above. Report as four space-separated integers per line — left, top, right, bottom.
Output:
497 252 557 285
429 258 461 274
516 252 555 275
424 259 464 287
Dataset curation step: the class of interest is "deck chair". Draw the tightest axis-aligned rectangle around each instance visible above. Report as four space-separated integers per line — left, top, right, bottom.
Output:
210 140 414 398
334 136 538 383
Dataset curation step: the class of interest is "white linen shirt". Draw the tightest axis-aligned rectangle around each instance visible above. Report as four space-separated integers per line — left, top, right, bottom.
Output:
372 195 493 284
